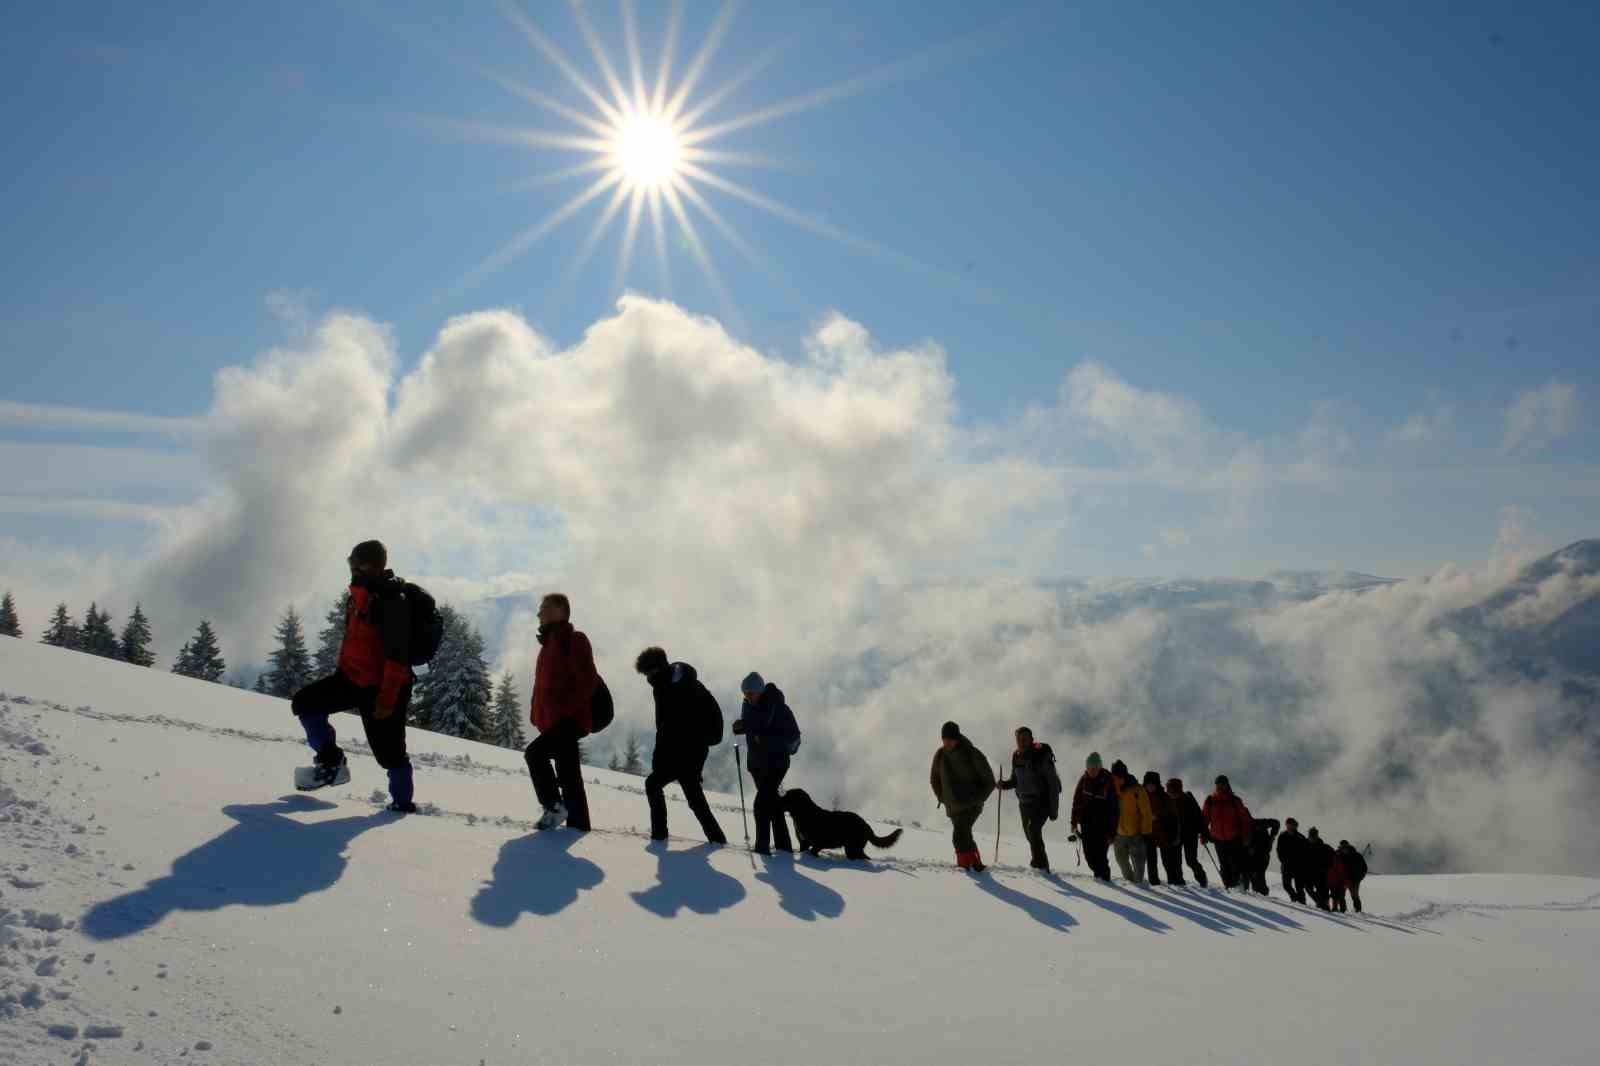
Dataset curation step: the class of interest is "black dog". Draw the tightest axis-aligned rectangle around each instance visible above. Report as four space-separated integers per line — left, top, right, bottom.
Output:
780 789 903 861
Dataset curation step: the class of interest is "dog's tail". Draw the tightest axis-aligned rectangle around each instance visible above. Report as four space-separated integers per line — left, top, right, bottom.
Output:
869 827 903 850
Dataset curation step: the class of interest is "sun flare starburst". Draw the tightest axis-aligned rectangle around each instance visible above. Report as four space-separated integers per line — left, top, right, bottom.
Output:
436 0 961 312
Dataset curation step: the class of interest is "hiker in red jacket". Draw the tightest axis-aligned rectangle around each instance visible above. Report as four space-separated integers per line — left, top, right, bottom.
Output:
1328 847 1351 912
526 593 599 832
1201 774 1253 889
291 539 416 812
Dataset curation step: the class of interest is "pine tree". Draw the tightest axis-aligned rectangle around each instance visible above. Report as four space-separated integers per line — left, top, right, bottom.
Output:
253 673 269 694
80 603 120 658
265 607 313 698
423 614 491 741
608 751 623 771
118 603 156 666
0 591 21 638
409 604 459 731
489 671 527 750
313 591 351 677
621 731 645 776
173 620 227 682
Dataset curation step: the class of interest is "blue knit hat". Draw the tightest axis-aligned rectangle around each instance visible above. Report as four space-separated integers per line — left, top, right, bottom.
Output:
740 672 766 694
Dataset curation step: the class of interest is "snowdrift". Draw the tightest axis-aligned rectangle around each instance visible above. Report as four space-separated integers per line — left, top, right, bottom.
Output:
2 639 1596 1065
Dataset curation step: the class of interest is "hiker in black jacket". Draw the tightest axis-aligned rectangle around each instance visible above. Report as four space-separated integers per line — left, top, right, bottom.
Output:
996 727 1063 871
635 646 727 844
730 672 800 855
1276 818 1308 903
1337 840 1369 913
1247 817 1280 894
1166 777 1210 887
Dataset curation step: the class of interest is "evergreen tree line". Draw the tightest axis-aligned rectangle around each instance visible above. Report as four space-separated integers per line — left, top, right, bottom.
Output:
2 588 644 765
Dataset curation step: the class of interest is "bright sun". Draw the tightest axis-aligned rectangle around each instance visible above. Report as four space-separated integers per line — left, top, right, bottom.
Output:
611 112 681 191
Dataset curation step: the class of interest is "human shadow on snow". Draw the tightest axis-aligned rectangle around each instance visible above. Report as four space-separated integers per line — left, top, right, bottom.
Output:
81 795 396 941
630 841 747 918
754 855 846 921
1104 884 1250 935
471 831 605 926
973 874 1078 933
1049 876 1172 933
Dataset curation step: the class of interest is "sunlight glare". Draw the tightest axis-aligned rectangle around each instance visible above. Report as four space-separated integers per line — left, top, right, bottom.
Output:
612 113 681 191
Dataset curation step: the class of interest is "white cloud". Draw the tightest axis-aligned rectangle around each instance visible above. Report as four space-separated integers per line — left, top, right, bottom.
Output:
1502 380 1579 454
1386 399 1455 446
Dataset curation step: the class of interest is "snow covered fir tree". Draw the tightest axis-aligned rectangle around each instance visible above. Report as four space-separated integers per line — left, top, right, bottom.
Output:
264 606 314 698
313 591 351 677
78 602 120 659
490 671 527 750
40 603 79 649
118 603 156 667
412 607 491 741
0 590 20 637
172 619 226 683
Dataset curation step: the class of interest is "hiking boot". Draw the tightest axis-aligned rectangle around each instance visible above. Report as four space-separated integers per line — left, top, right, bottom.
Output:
386 800 418 814
294 759 350 791
535 802 567 831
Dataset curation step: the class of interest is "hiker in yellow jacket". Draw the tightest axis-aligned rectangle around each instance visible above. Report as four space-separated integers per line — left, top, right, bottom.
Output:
1110 759 1153 883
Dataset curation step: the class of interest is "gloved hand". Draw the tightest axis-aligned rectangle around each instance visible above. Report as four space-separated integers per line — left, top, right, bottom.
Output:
731 719 746 735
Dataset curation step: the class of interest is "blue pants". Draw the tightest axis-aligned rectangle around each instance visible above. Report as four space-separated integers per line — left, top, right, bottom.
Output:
292 672 413 806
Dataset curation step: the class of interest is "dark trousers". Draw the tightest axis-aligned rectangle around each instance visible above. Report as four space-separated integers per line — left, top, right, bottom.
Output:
1306 871 1330 910
1019 802 1049 869
645 751 726 843
292 672 413 806
1249 856 1271 894
1080 829 1113 881
1142 835 1163 884
525 719 590 830
1180 834 1209 887
1157 840 1185 884
1349 880 1363 913
751 766 792 852
1215 839 1248 889
949 805 983 855
1282 866 1306 903
1331 886 1348 912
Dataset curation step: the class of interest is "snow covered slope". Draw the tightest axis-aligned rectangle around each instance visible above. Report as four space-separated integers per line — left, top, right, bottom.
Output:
2 640 1596 1066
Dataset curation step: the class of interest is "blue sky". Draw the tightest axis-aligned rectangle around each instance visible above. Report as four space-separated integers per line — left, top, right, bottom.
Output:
1 0 1597 631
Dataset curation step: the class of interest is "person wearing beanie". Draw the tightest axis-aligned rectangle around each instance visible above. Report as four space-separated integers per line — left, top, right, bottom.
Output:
526 592 600 832
1165 777 1210 887
1143 770 1181 885
1070 752 1118 881
730 671 800 854
1276 818 1309 903
996 727 1063 871
634 646 727 845
929 723 995 872
1202 775 1254 889
1337 840 1368 913
290 539 419 813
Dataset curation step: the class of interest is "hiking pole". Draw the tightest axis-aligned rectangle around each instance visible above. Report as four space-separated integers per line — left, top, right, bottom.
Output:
1203 840 1223 883
994 764 1003 866
733 744 750 847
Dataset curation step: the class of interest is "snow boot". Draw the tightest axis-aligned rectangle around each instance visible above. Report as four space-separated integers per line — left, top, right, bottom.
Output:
536 802 567 831
386 800 418 814
294 759 350 791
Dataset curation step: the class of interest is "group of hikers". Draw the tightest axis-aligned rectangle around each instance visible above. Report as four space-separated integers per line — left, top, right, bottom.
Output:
288 540 1369 911
937 724 1369 911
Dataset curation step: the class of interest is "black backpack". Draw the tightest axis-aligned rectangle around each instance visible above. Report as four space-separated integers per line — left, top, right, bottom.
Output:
589 677 614 733
701 686 724 748
402 582 445 666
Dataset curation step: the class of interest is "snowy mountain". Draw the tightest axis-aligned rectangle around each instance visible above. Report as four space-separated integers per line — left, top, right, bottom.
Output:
2 638 1598 1065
